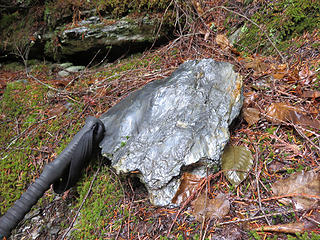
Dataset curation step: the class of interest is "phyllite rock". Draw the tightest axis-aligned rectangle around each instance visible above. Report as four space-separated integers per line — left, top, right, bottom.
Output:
99 59 243 206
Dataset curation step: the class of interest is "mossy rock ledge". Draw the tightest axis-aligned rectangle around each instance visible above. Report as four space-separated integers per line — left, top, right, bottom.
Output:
43 15 170 62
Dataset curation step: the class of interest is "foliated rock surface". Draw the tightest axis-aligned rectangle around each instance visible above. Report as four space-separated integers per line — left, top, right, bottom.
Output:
99 59 243 206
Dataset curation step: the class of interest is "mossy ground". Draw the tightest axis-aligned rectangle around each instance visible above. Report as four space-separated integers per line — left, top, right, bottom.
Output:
233 0 320 56
71 166 124 239
1 0 320 239
0 77 86 214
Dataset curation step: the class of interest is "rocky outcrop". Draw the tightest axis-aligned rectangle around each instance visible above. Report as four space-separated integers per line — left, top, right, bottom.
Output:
99 59 243 206
61 16 164 55
1 10 171 64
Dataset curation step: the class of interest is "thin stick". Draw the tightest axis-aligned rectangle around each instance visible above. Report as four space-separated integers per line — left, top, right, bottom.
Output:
27 73 60 92
167 33 202 50
305 216 320 226
294 126 320 152
60 166 101 239
1 116 57 160
260 112 320 153
148 0 174 51
15 44 62 92
115 221 123 240
202 217 213 240
261 193 320 201
217 209 303 226
200 167 210 240
254 145 271 225
64 48 105 89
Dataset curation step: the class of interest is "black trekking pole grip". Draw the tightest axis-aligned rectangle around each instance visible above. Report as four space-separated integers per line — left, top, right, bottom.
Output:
0 116 105 238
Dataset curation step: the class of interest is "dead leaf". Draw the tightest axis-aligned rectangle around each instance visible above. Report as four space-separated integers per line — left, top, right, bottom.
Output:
243 107 260 126
271 170 320 209
272 72 286 79
299 65 315 85
243 57 269 73
266 102 320 129
222 145 254 186
243 91 259 107
300 90 320 98
172 173 202 205
272 63 287 79
277 64 287 71
191 193 230 221
47 104 68 117
216 34 231 49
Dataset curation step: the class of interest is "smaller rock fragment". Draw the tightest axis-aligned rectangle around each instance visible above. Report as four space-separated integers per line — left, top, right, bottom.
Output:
58 70 70 77
59 63 73 69
65 66 85 73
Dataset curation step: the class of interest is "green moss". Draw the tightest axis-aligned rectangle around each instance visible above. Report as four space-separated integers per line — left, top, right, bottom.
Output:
0 81 45 213
1 62 25 71
235 0 320 55
0 78 86 214
43 0 172 24
0 12 20 30
71 166 123 239
288 232 320 240
90 0 172 18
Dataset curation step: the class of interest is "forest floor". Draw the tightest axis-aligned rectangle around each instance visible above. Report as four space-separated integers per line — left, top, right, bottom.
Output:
0 1 319 239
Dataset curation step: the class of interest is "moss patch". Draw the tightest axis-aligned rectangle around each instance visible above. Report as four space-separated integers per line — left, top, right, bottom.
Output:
71 166 123 239
234 0 320 55
0 78 85 214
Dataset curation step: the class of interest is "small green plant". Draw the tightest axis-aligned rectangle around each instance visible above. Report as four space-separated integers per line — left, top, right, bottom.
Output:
249 230 262 240
286 168 295 174
288 232 320 240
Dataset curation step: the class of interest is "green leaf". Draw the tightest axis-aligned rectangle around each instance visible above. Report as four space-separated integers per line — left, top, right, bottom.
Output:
221 145 254 186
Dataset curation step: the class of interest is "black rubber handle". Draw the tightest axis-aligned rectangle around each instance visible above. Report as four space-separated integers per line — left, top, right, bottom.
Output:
0 116 105 238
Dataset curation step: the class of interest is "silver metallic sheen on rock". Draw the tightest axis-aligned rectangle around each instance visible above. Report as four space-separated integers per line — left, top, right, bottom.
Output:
99 59 243 206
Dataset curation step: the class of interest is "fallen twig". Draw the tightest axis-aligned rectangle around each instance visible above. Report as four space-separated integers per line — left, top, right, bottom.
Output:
64 48 108 89
261 193 320 202
27 73 60 92
1 116 57 160
294 125 320 152
254 145 271 225
217 209 303 226
60 165 101 239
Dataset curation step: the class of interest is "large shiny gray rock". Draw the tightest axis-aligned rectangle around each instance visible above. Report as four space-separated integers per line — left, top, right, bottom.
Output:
99 59 243 206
